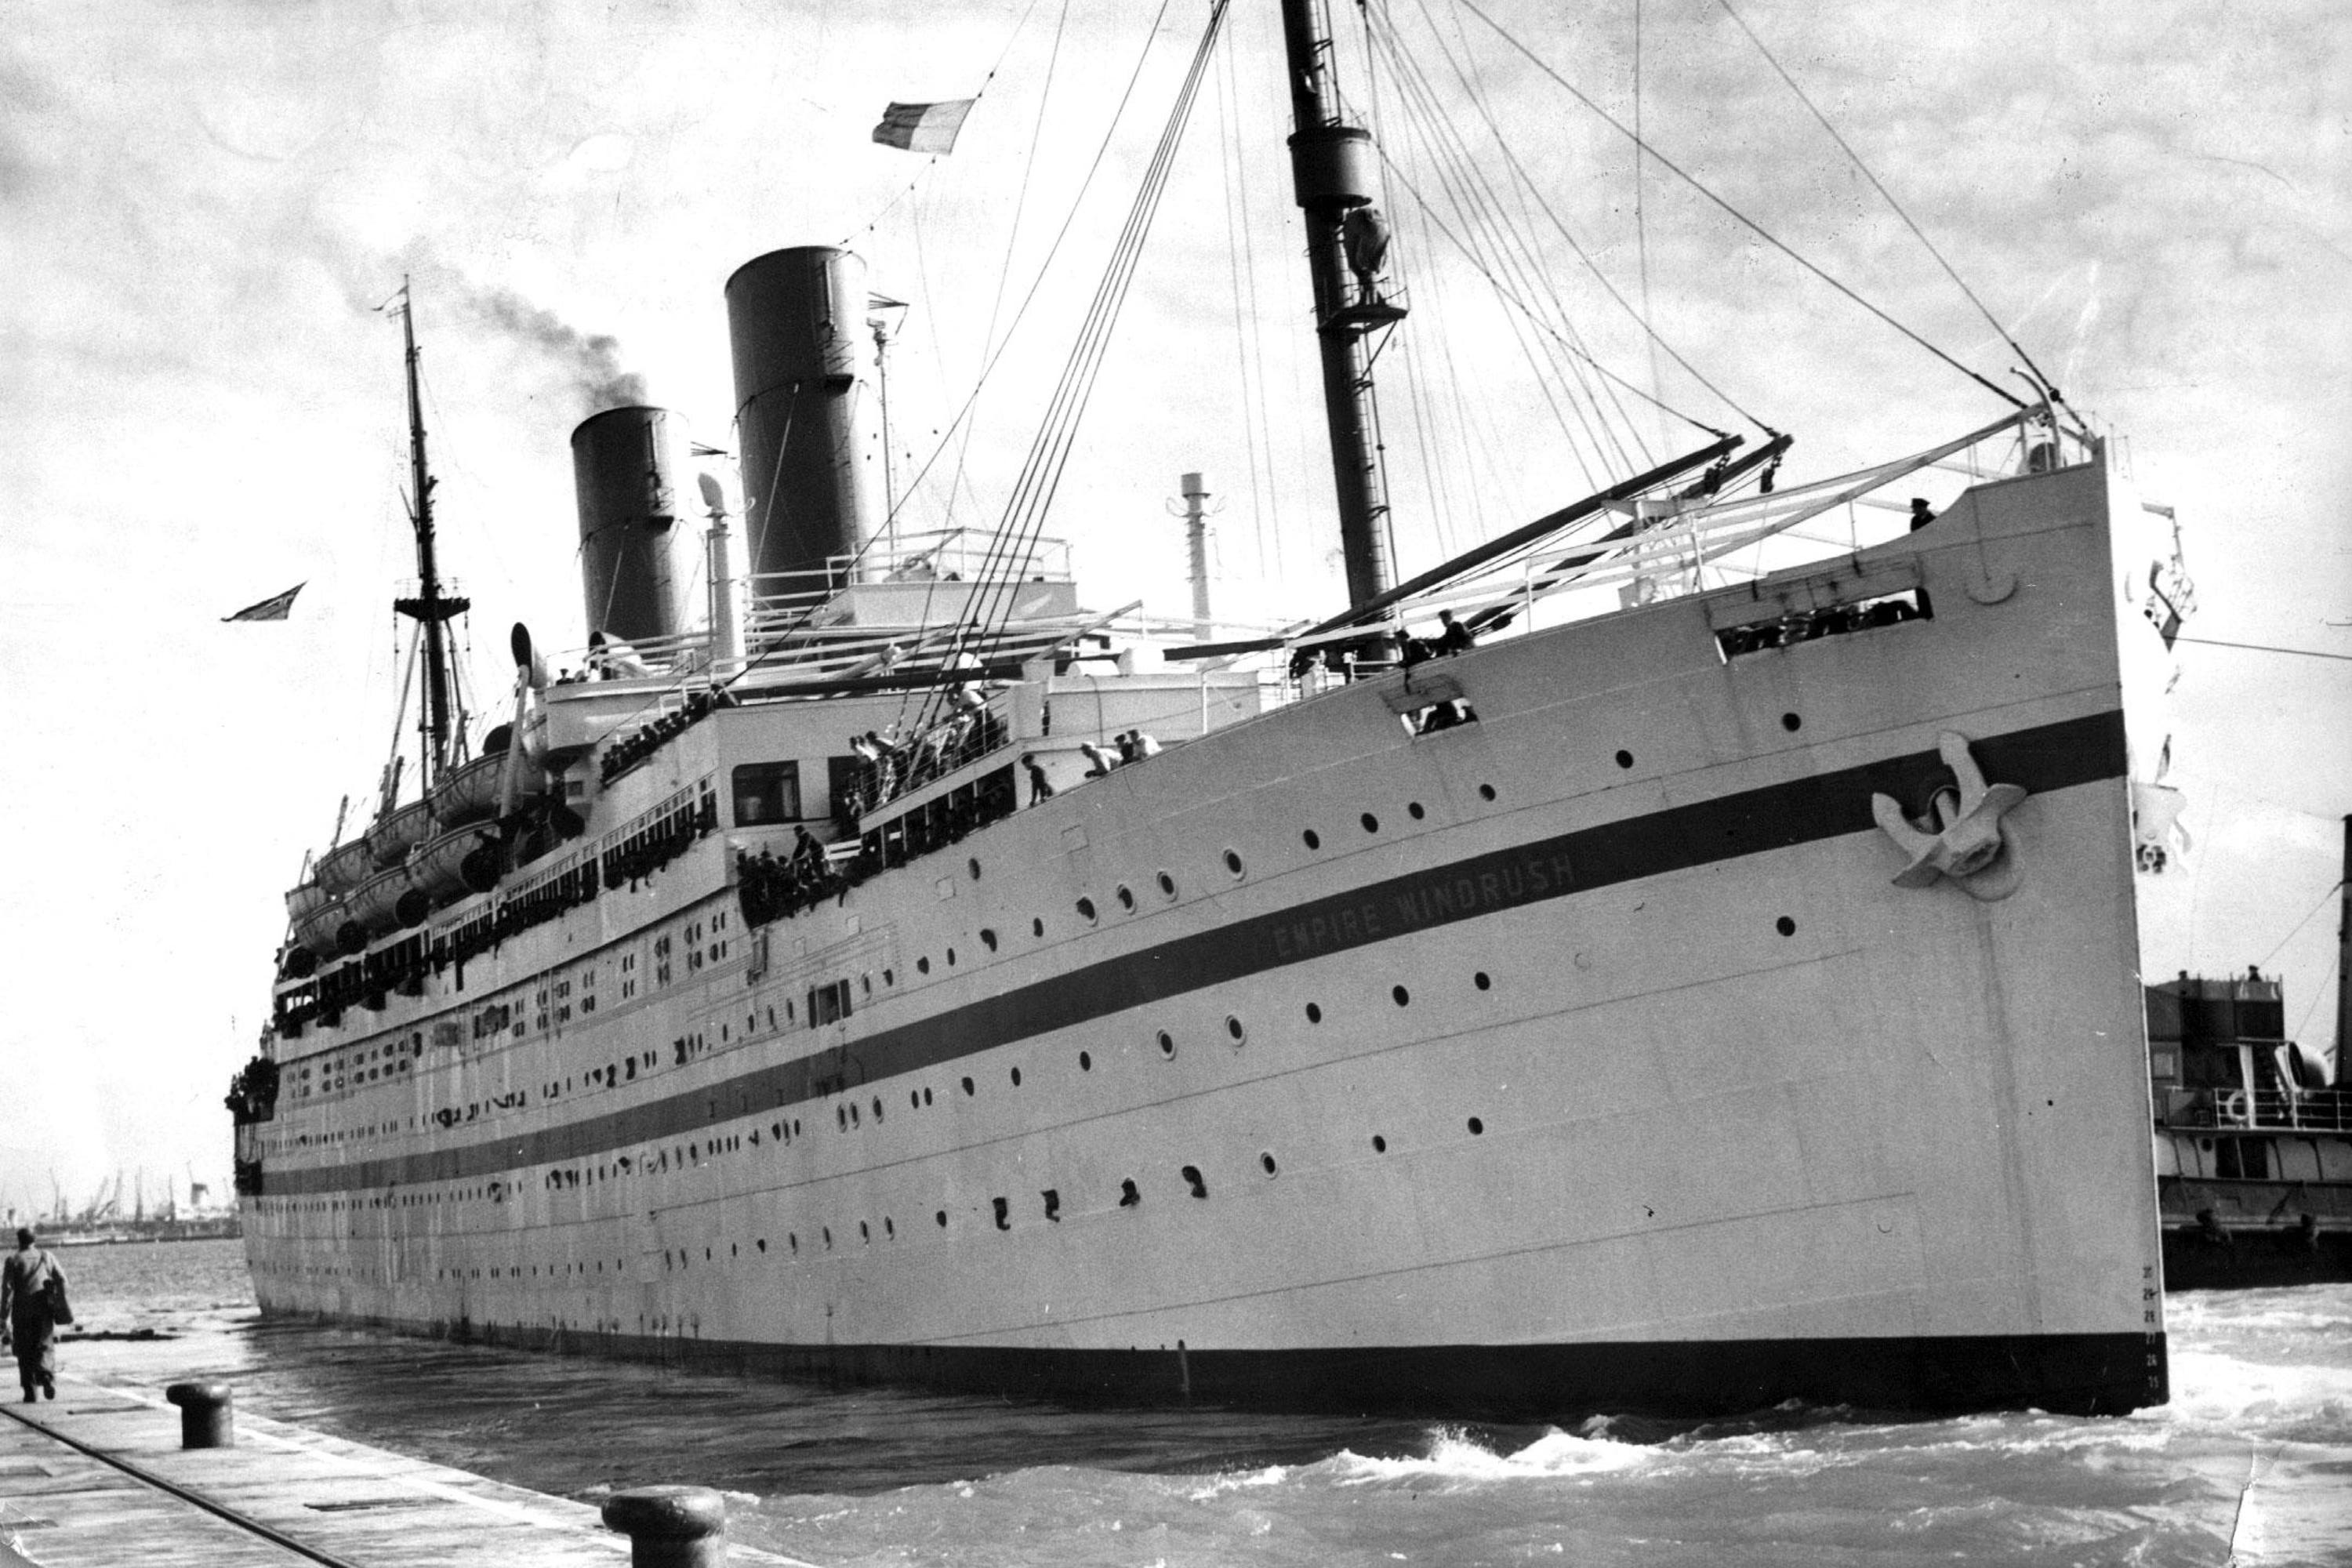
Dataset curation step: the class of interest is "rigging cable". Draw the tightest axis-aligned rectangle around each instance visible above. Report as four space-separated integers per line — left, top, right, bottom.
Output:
1394 0 1766 439
1364 21 1620 481
914 0 1232 733
829 0 1180 596
937 0 1073 539
1633 0 1667 445
1452 0 2027 411
1712 0 2069 408
1406 0 1657 465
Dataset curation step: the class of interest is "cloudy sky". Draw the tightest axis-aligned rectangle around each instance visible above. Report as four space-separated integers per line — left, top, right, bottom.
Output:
1 0 2344 1216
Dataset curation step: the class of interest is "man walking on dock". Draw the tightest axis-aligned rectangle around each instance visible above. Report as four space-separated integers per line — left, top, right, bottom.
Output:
0 1227 66 1401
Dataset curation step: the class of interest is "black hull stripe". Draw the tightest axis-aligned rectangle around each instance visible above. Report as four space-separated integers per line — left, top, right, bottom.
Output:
257 1307 2169 1420
264 709 2126 1195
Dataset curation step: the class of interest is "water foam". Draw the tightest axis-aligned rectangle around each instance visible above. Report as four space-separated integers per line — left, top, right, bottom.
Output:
1327 1425 1653 1486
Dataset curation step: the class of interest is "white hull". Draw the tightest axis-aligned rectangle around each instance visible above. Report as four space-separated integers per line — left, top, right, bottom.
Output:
240 459 2170 1417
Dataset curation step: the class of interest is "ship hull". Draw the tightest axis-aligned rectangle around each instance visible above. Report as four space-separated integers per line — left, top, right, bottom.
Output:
241 456 2172 1419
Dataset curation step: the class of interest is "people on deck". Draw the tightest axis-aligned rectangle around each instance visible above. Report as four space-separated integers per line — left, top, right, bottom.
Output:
1908 497 1936 532
1022 753 1054 804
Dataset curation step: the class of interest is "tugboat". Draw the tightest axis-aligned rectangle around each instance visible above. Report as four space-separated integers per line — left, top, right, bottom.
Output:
2148 819 2352 1288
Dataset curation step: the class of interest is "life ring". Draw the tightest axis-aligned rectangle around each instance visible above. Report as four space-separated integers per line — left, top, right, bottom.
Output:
2220 1089 2249 1124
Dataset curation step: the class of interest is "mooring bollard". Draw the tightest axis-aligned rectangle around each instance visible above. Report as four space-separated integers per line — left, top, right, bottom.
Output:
163 1381 234 1449
602 1485 728 1568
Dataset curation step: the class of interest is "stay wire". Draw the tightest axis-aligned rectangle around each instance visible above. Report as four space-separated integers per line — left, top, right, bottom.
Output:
1403 0 1657 464
1396 0 1762 440
923 0 1229 725
1453 0 2027 411
1367 34 1608 484
837 0 1178 596
1367 23 1617 475
1714 0 2067 405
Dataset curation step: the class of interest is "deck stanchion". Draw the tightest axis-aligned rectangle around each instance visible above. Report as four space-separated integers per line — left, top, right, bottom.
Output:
603 1484 728 1566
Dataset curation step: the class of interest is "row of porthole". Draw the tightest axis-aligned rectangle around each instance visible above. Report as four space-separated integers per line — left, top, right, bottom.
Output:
405 1114 1502 1278
1299 786 1498 852
270 1109 1502 1280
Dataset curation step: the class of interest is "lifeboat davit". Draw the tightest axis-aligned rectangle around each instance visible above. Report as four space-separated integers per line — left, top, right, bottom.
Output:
315 839 375 896
365 799 434 869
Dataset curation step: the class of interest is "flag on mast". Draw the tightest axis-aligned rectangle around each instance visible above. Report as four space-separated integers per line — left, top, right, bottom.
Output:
872 100 975 154
223 583 305 622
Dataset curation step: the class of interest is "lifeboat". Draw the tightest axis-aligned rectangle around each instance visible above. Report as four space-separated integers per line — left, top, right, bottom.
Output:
365 798 433 869
314 838 375 896
344 862 414 940
429 752 504 828
411 821 503 906
291 895 347 960
285 880 332 924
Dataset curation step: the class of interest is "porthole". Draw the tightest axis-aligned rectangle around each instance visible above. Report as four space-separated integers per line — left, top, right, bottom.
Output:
1407 801 1425 820
1781 712 1802 732
981 928 999 952
1361 812 1379 833
946 947 956 966
1010 1067 1022 1087
1473 971 1491 990
1076 897 1097 923
1615 749 1634 769
884 968 895 985
917 956 931 975
1079 1051 1093 1072
1157 1030 1175 1058
935 1210 948 1227
1033 917 1045 938
960 1076 975 1096
968 856 982 880
1116 885 1135 912
922 1087 932 1106
1157 870 1178 898
1392 985 1410 1007
1468 1116 1485 1135
1305 1003 1323 1023
1776 916 1797 937
1260 1152 1279 1177
1225 1015 1246 1044
1224 848 1245 877
910 1091 920 1110
1478 783 1497 802
1303 829 1321 851
1372 1134 1388 1153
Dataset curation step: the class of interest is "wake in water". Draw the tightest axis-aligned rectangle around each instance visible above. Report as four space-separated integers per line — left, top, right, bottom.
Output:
55 1245 2352 1567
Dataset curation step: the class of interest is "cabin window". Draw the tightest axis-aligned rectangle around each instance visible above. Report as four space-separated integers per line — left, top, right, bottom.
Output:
2215 1138 2269 1181
732 762 801 827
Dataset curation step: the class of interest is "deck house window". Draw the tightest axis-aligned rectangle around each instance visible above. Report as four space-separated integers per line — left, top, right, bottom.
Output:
732 762 802 826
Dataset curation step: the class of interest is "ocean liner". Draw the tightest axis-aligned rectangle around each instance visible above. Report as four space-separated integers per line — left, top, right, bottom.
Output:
231 2 2180 1418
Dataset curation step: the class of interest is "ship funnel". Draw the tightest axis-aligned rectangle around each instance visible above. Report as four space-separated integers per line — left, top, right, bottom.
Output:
572 406 691 646
724 246 877 589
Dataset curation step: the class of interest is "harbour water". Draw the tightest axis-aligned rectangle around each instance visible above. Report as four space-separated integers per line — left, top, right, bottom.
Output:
50 1240 2352 1565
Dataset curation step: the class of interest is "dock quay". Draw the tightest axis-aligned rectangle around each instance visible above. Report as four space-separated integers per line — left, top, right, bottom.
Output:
0 1375 818 1567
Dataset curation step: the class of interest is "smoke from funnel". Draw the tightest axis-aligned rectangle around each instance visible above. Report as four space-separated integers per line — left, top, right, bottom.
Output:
471 287 647 415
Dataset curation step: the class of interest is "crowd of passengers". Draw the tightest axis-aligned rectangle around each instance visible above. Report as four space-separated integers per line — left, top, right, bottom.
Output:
837 688 1010 820
1718 593 1927 657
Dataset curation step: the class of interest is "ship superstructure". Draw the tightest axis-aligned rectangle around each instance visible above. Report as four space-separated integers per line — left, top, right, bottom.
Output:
231 3 2178 1419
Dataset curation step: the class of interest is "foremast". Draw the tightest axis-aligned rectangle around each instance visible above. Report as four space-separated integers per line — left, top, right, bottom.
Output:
1279 0 1399 616
392 281 470 794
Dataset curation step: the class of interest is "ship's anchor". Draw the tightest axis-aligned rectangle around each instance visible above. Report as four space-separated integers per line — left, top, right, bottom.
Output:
1871 731 2027 901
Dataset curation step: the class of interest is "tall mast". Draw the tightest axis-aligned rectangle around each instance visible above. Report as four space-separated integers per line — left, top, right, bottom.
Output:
2336 814 2350 1078
1279 0 1399 615
392 280 469 795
